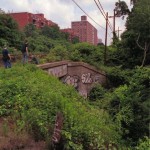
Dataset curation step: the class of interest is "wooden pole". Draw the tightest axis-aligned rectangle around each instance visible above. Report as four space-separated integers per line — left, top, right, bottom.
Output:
104 12 108 65
113 9 116 40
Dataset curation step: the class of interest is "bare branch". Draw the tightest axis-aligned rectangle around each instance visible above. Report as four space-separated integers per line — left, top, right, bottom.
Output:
136 33 145 50
136 33 149 67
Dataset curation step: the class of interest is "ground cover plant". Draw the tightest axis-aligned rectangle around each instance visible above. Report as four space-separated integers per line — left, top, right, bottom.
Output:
0 64 122 149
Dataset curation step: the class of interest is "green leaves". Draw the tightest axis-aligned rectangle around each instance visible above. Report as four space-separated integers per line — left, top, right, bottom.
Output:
101 67 150 146
118 0 150 67
0 64 121 149
70 42 103 65
0 13 22 48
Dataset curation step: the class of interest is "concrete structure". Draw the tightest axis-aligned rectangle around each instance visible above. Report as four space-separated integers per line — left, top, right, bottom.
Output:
9 12 58 29
71 16 98 45
38 61 106 98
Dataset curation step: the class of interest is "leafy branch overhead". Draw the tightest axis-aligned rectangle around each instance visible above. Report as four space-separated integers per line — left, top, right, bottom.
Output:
115 0 130 18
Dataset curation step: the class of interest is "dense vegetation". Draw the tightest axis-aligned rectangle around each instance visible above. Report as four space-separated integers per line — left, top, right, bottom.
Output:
0 65 122 149
0 0 149 149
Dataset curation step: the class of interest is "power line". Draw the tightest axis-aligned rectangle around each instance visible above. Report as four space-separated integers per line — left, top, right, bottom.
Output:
94 0 106 20
94 0 113 31
72 0 105 30
71 0 112 39
97 0 113 30
98 0 107 18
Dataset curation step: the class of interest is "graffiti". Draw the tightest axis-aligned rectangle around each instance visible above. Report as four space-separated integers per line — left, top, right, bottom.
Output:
81 73 92 83
38 61 106 98
48 65 67 77
52 112 63 144
93 75 102 84
64 75 79 88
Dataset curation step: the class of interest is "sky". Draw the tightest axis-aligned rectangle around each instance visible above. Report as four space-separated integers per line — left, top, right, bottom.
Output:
1 0 132 45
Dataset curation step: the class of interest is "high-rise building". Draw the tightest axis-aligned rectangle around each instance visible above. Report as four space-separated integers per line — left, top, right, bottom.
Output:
9 12 58 29
71 16 98 45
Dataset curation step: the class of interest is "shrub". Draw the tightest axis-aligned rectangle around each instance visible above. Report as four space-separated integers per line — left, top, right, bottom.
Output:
0 64 121 149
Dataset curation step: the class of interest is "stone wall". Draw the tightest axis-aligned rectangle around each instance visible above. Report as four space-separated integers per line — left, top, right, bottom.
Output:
38 61 106 97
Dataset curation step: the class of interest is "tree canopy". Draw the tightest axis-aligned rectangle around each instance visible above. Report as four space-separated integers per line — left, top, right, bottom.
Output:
117 0 150 67
0 13 23 48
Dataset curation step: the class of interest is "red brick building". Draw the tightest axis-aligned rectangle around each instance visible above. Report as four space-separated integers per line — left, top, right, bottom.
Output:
9 12 58 29
71 16 98 45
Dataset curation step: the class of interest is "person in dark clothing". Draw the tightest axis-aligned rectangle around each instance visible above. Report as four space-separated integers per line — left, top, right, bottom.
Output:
21 40 29 64
2 46 11 68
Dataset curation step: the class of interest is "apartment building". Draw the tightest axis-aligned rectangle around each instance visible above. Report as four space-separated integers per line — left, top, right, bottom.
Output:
71 16 98 45
9 12 58 29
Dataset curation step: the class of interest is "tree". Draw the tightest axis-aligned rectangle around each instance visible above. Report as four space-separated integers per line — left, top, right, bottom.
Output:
71 36 79 44
116 0 150 68
130 0 137 5
70 43 103 66
24 23 39 37
115 1 130 18
102 67 150 147
127 0 150 66
0 11 22 48
41 25 61 40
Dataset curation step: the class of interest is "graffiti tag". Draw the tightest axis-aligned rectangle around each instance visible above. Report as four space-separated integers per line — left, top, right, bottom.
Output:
64 75 79 88
52 112 63 144
81 73 92 83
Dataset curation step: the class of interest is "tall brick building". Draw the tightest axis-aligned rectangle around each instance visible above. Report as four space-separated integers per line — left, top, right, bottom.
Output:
9 12 58 29
71 16 98 45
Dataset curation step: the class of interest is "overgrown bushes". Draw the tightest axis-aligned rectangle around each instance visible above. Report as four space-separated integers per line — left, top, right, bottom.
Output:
88 66 150 147
0 64 122 149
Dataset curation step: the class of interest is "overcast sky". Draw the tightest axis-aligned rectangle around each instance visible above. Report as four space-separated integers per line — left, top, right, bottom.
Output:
1 0 132 45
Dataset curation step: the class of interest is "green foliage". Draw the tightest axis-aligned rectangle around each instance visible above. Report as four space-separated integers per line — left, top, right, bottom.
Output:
41 25 62 40
135 137 150 150
89 85 107 101
27 35 54 53
72 36 80 44
101 67 150 146
0 64 121 149
70 43 103 66
24 23 39 38
0 13 23 48
0 3 149 149
89 66 150 148
115 1 130 17
61 32 70 41
0 12 73 54
116 0 150 68
106 45 123 66
104 66 131 87
44 45 69 62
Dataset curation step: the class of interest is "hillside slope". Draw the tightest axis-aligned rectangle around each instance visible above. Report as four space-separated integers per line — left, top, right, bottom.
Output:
0 64 120 149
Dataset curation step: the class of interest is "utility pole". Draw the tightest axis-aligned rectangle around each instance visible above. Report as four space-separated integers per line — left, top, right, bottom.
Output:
108 9 116 42
113 9 116 40
104 12 108 65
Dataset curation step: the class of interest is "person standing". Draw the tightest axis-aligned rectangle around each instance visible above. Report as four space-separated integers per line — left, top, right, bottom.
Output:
21 40 29 64
2 46 11 68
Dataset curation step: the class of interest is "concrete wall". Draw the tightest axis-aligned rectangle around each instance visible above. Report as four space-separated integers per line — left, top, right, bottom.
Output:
38 61 106 98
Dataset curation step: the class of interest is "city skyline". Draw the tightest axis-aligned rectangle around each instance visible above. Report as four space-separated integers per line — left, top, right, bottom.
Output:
1 0 132 45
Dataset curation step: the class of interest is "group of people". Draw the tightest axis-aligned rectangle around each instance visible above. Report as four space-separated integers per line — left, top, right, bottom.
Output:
1 40 39 69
